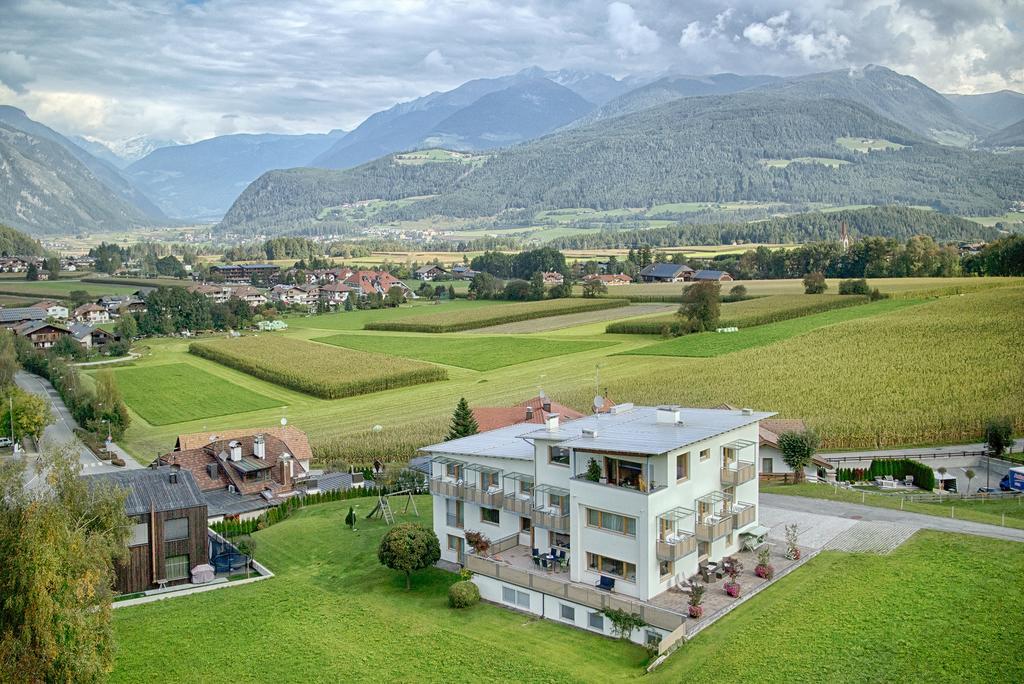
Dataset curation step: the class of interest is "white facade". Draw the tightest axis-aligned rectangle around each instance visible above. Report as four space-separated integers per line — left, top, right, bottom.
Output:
423 405 772 618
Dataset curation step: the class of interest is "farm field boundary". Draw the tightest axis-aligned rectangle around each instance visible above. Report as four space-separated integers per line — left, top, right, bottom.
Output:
626 298 921 357
189 335 447 399
364 298 629 333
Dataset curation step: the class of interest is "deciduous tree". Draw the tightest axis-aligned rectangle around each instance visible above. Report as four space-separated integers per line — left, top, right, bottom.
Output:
779 429 821 483
679 281 720 330
377 523 440 590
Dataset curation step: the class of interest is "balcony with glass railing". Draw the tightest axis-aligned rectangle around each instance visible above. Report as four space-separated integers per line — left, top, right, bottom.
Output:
531 484 570 532
721 460 756 486
694 491 733 542
502 472 535 515
656 507 697 561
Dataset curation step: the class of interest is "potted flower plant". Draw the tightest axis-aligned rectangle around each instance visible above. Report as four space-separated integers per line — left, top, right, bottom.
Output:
753 546 774 580
687 584 705 618
723 559 743 598
585 457 601 482
784 524 801 560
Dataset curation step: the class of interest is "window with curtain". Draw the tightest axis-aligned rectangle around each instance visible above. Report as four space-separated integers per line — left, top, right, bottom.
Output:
586 508 636 536
165 554 189 581
676 451 690 481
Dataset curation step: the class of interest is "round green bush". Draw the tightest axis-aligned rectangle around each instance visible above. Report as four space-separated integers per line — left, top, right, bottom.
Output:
448 580 480 609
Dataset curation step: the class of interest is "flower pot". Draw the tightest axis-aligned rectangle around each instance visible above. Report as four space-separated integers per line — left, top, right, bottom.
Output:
688 605 703 619
724 582 741 598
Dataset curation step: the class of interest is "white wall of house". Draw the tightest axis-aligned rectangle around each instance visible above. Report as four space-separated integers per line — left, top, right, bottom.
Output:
760 445 821 481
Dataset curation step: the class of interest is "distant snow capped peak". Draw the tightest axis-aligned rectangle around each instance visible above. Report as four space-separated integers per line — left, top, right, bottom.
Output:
84 134 181 163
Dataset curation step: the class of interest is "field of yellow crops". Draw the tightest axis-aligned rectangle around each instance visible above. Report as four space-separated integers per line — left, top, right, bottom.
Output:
364 297 629 332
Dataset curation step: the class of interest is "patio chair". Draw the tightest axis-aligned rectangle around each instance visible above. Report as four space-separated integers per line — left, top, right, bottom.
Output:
540 558 549 571
532 547 539 557
596 575 615 591
557 549 566 560
533 556 541 568
550 547 558 558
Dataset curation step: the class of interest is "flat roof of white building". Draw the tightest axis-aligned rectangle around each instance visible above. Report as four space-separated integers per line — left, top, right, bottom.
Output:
421 406 774 461
520 406 774 456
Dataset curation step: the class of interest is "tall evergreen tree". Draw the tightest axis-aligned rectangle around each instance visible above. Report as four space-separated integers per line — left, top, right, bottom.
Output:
446 397 479 440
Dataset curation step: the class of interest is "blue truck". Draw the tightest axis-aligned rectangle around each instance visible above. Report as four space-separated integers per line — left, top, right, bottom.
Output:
999 466 1024 492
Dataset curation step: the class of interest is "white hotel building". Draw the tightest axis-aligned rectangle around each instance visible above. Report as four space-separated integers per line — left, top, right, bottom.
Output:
423 404 773 645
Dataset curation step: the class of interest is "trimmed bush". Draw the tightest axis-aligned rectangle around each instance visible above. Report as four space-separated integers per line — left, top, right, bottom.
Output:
866 458 935 490
364 298 629 333
838 278 871 295
448 580 480 608
190 336 446 399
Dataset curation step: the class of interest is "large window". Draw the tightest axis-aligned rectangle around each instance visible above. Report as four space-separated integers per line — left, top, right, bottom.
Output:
762 457 773 474
480 507 500 525
589 612 604 630
676 451 690 481
560 604 575 621
606 457 643 489
586 553 636 582
165 554 189 581
447 534 461 551
723 446 737 467
549 446 570 466
128 522 148 547
586 508 637 536
445 463 463 480
164 517 188 541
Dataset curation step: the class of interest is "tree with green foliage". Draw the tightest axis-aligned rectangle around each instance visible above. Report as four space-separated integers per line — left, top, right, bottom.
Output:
25 262 38 281
0 332 18 388
548 282 572 299
114 313 138 342
527 272 546 301
729 284 748 299
502 279 531 301
965 468 976 493
51 334 86 360
446 397 479 441
0 445 130 683
582 279 607 298
779 429 821 483
803 271 828 294
984 417 1014 458
377 523 440 590
234 535 257 579
93 370 130 439
469 272 501 300
69 289 92 308
679 281 720 331
447 285 456 299
385 285 406 308
602 608 646 641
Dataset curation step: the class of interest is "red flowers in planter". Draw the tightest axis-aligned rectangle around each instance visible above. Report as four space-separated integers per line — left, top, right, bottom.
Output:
724 581 741 598
754 564 774 580
688 605 704 618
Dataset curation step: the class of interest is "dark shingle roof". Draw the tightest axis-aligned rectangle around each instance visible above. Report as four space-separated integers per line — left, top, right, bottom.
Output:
640 263 692 278
84 467 205 516
0 307 46 323
693 269 730 280
203 489 272 516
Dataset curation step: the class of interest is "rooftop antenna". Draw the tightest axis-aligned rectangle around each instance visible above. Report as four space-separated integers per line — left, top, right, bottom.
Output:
593 364 602 417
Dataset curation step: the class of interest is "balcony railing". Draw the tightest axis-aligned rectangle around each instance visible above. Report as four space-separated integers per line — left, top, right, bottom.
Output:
695 515 733 542
429 478 466 500
466 487 504 508
502 493 533 515
656 533 697 561
721 460 756 486
732 502 756 529
531 508 570 532
445 513 464 529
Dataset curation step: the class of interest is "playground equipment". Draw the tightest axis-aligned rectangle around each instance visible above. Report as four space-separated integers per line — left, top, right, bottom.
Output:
366 489 419 524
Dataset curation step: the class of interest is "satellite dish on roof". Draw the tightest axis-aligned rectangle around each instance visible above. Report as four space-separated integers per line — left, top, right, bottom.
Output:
280 417 287 426
593 395 604 412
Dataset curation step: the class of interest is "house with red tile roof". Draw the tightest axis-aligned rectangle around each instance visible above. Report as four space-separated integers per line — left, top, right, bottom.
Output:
343 270 414 299
471 394 617 432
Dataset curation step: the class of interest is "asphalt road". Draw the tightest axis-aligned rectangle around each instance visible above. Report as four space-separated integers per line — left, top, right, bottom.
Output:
760 492 1024 543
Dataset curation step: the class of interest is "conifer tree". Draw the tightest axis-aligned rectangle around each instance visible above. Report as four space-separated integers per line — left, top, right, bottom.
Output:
446 397 478 440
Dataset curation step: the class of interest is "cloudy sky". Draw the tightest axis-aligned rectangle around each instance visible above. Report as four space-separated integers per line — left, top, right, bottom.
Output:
1 0 1021 144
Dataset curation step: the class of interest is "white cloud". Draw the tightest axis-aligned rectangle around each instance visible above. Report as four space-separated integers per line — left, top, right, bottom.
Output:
742 23 777 48
0 50 34 93
422 49 453 72
607 2 660 57
679 21 705 47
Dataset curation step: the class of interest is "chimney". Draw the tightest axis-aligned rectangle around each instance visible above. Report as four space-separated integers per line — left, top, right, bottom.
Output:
546 413 559 431
169 463 180 484
526 406 534 420
656 405 682 424
254 434 266 459
279 455 292 488
229 440 242 461
542 400 552 412
582 428 598 438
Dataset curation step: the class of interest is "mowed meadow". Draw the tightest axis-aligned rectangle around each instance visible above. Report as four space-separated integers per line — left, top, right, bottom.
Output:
109 281 1023 463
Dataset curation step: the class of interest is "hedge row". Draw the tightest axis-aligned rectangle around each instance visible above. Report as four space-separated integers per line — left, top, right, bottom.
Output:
80 276 189 289
365 298 630 333
835 458 936 490
210 486 389 537
606 294 869 335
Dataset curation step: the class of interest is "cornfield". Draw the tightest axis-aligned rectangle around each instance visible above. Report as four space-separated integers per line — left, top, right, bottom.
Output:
189 336 447 399
607 294 869 334
364 297 629 332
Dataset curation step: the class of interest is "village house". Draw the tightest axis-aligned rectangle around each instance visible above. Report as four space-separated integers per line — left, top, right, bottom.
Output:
639 263 695 283
84 466 209 594
343 270 414 299
73 303 110 324
542 272 565 285
224 285 268 309
414 265 447 281
30 299 69 320
13 321 72 349
0 307 46 330
270 284 317 308
584 273 633 287
69 322 116 349
209 263 281 285
423 404 771 645
318 281 352 308
450 265 479 280
187 283 231 304
98 295 147 317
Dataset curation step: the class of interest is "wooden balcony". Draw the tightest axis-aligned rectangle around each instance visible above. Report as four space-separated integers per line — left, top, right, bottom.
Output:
732 502 756 529
428 478 465 500
695 515 733 542
656 533 697 562
721 461 756 486
531 508 570 532
465 487 504 508
502 494 533 515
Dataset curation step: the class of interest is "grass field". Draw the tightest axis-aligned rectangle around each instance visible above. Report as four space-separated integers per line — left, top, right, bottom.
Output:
315 334 617 371
364 298 630 333
836 136 907 152
284 299 496 331
762 482 1024 529
190 335 447 399
626 299 922 357
0 278 140 299
109 496 1024 683
108 362 283 426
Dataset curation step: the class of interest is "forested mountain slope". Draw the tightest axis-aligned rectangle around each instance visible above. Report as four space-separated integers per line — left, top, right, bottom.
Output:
0 222 45 255
219 91 1024 235
980 118 1024 148
0 122 159 234
946 90 1024 131
549 206 998 249
0 106 165 220
126 130 346 219
761 65 984 146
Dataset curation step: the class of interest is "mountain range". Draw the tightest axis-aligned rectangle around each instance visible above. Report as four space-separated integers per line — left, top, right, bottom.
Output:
1 64 1023 236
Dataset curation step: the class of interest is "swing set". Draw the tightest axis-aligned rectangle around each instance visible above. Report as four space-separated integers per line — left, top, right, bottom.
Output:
366 489 419 525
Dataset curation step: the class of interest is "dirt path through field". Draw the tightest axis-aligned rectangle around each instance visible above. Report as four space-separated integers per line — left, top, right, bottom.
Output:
467 303 675 334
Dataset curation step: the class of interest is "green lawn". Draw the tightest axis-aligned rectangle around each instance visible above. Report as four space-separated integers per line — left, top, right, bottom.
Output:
315 333 617 371
110 496 1024 683
627 299 923 357
0 279 139 298
763 482 1024 529
284 300 498 331
109 362 283 426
